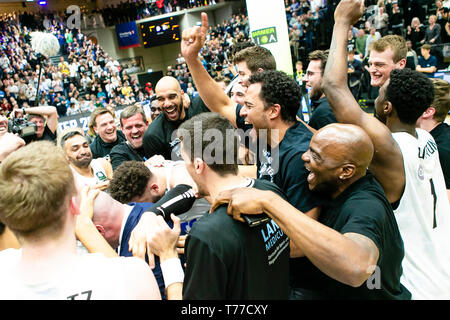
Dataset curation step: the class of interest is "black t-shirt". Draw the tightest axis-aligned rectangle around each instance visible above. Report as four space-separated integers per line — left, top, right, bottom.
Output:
292 174 411 300
430 122 450 188
183 179 290 299
27 124 57 144
110 141 147 170
308 97 337 130
90 130 126 159
142 95 209 160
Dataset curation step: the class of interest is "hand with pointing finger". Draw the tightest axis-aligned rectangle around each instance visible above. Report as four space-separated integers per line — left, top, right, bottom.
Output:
181 12 209 62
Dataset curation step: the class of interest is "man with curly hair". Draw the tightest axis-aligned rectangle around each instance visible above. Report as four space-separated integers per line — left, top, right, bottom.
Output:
109 161 154 204
109 160 196 204
323 0 450 299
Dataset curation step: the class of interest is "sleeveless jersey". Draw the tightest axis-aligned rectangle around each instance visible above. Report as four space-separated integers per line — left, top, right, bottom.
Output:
392 129 450 299
71 159 109 187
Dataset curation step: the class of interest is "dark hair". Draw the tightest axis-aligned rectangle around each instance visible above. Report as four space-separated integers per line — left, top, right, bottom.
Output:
230 40 255 58
0 221 5 235
386 69 435 124
108 161 153 204
178 113 239 176
249 70 301 123
308 49 329 72
233 45 276 73
119 104 147 127
59 130 84 148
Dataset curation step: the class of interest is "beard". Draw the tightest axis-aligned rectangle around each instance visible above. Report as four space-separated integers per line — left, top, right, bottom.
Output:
70 154 92 168
164 99 184 123
309 87 324 101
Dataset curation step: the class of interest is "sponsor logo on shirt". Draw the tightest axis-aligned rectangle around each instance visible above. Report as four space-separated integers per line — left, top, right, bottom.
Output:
260 219 289 265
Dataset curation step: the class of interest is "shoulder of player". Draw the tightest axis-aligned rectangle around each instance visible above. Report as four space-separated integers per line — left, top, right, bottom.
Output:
188 207 243 242
253 178 287 201
339 175 391 214
283 121 313 145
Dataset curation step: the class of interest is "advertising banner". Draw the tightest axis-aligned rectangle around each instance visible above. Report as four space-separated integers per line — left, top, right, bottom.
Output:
116 21 141 49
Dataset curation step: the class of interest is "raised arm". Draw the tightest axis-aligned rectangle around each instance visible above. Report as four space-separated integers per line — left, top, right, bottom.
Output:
181 12 238 127
24 105 58 134
322 0 404 203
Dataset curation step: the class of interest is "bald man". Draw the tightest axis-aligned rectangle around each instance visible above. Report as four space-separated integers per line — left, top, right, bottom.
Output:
210 123 411 300
86 190 167 298
142 76 209 160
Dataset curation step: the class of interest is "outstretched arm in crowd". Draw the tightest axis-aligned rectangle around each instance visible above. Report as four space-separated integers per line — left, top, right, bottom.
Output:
322 0 404 204
211 188 379 287
181 12 238 127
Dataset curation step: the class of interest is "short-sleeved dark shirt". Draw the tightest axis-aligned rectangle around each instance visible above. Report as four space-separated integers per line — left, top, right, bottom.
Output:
308 97 337 130
430 122 450 188
183 179 290 299
235 104 324 289
292 174 411 300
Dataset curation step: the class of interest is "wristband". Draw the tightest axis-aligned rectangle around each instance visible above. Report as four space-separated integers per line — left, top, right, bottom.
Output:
160 257 184 289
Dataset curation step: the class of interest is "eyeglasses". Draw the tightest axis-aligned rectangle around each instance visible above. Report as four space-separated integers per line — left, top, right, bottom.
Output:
303 71 323 78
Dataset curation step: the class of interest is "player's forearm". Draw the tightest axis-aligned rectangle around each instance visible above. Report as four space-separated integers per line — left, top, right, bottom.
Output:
184 55 234 116
24 105 57 116
324 22 352 88
261 194 374 287
323 21 365 123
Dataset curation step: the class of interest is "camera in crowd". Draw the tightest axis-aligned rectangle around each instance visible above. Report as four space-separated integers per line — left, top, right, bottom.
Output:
8 117 37 140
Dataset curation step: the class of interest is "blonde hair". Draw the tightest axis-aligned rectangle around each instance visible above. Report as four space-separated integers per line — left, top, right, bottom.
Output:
369 35 407 63
430 78 450 122
0 141 76 240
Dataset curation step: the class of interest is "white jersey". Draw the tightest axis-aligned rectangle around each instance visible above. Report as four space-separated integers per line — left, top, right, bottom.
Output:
71 158 108 188
392 129 450 300
0 249 132 300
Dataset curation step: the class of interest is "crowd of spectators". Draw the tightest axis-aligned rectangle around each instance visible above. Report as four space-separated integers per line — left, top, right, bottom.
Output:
286 0 449 102
97 0 217 27
288 0 449 64
1 0 449 122
0 11 153 119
